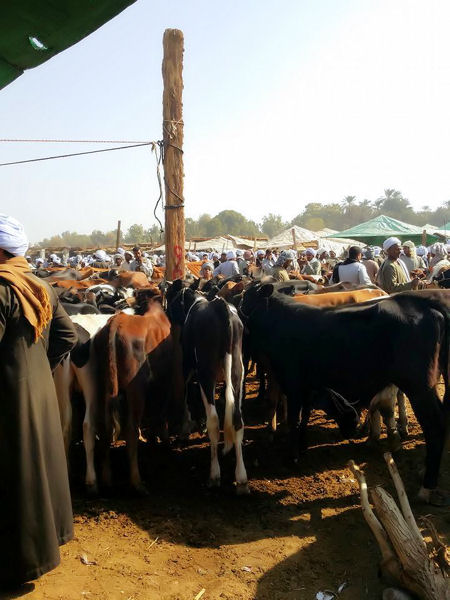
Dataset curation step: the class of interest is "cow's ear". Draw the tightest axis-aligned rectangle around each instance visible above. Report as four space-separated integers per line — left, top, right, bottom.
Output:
172 279 183 293
258 283 274 298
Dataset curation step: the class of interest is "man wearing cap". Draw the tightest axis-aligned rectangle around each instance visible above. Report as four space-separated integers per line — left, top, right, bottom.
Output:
362 247 379 284
377 237 421 293
91 249 110 269
301 248 321 276
0 214 77 587
235 249 248 276
271 250 292 281
399 241 426 274
213 250 239 278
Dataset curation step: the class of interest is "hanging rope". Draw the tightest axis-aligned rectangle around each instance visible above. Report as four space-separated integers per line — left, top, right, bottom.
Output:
151 141 165 233
0 142 153 167
0 138 152 144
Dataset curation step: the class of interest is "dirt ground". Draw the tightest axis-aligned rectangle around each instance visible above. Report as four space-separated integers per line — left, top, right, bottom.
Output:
5 378 449 600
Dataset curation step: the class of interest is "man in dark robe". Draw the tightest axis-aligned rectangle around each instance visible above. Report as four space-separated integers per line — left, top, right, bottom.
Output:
0 214 77 588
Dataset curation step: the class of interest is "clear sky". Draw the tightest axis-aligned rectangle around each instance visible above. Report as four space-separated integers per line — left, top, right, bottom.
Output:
1 0 450 242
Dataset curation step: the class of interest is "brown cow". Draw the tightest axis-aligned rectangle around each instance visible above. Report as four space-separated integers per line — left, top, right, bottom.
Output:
94 301 182 493
291 288 387 306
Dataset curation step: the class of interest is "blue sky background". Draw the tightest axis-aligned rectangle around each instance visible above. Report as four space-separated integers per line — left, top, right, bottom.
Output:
1 0 449 241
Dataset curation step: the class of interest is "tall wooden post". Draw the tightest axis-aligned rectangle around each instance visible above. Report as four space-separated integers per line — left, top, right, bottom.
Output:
291 227 297 249
162 29 185 280
116 220 121 250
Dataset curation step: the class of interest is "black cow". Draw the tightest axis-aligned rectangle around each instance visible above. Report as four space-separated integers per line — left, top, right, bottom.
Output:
239 284 450 501
167 280 249 494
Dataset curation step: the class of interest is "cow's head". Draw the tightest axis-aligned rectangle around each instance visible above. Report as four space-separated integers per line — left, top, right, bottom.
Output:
239 282 273 322
313 388 360 439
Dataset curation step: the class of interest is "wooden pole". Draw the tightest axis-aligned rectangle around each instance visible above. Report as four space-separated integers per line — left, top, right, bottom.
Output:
422 229 427 247
162 29 185 281
291 227 297 249
116 220 121 251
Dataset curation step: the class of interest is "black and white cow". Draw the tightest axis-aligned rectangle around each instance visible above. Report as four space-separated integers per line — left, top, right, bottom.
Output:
166 280 249 494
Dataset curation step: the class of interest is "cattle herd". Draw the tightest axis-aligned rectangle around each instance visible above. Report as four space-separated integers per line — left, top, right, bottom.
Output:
33 264 450 507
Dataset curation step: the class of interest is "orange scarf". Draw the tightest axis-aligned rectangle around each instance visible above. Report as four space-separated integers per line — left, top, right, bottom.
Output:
0 256 52 342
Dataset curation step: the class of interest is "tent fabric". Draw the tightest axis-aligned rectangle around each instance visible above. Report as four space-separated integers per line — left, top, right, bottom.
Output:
327 215 437 246
267 226 318 248
0 0 137 90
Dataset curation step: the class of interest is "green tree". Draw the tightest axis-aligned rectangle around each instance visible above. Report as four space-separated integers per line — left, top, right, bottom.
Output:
261 214 288 238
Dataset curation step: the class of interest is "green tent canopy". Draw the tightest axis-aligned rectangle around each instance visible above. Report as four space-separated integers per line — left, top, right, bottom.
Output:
0 0 137 90
326 214 437 246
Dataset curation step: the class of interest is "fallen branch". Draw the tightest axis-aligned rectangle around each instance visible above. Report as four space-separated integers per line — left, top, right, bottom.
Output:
348 458 449 600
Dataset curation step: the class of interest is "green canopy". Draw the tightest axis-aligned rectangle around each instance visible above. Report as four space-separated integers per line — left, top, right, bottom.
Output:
0 0 137 90
326 214 437 246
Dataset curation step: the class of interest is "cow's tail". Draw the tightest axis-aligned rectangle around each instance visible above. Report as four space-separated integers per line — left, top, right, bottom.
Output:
216 298 235 454
107 316 121 442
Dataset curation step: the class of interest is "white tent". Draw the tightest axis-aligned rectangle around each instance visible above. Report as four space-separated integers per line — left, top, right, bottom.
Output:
267 226 318 248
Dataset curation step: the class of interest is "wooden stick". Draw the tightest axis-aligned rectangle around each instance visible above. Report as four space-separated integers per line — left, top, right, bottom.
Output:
348 460 395 563
384 452 425 548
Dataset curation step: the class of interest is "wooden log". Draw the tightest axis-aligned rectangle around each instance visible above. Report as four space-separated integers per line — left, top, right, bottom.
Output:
162 28 185 281
384 452 425 548
371 486 448 600
348 461 396 565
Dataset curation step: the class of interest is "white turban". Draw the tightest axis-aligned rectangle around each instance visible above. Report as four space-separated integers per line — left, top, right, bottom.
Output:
0 214 29 257
382 237 402 251
305 248 316 257
256 250 265 257
117 247 125 256
226 250 236 260
236 249 244 257
94 249 107 261
416 245 427 256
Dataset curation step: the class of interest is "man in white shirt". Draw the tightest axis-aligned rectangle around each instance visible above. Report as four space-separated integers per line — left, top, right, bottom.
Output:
130 246 153 278
332 246 372 285
119 250 134 272
213 250 239 278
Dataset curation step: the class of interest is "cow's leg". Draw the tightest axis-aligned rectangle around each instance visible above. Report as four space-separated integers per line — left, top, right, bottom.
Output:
298 402 312 453
126 379 147 494
97 394 113 491
397 390 409 438
285 384 302 462
266 371 280 436
198 374 220 487
378 392 402 453
227 351 249 495
53 357 72 457
75 364 99 494
408 387 447 502
256 363 266 402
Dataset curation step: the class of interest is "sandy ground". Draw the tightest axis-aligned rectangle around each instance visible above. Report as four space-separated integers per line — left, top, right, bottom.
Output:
3 379 449 600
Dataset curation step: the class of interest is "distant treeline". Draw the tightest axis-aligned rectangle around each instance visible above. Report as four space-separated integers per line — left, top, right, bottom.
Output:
36 189 450 248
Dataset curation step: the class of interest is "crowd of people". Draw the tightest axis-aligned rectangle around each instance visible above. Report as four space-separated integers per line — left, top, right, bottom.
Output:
28 237 450 296
193 238 450 294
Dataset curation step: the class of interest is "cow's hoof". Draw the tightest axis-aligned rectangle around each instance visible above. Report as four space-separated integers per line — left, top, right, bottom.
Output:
131 483 150 498
398 426 409 440
387 431 402 453
236 482 250 496
85 483 99 498
426 488 450 507
207 477 220 489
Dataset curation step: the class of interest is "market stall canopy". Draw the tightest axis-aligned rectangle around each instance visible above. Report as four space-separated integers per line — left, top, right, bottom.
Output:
0 0 137 90
327 214 437 246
